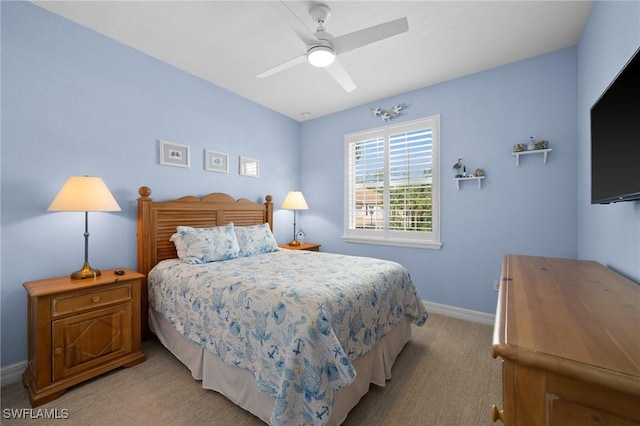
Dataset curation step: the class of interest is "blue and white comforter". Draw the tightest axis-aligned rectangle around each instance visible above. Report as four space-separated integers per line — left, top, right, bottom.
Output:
148 250 428 425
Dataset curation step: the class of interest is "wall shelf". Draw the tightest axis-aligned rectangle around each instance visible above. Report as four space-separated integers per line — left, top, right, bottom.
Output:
513 148 552 166
455 176 485 190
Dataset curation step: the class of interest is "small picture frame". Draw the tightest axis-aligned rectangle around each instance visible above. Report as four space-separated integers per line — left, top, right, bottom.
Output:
239 156 259 177
159 140 190 168
204 149 229 173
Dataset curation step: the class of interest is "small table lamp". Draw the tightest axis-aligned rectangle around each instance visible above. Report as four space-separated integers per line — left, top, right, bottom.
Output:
281 191 309 246
48 176 121 280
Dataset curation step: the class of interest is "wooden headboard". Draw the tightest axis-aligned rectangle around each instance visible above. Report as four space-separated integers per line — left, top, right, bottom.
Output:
136 186 273 338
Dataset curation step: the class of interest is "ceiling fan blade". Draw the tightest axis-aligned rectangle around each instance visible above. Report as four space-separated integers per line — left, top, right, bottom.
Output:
276 1 318 46
257 54 307 79
325 59 356 93
332 17 409 55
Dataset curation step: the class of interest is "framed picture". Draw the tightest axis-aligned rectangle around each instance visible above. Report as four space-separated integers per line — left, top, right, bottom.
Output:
239 156 259 177
159 140 190 168
204 149 229 173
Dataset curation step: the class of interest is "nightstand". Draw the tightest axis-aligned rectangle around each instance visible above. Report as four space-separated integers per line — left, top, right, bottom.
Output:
22 268 146 407
279 243 321 252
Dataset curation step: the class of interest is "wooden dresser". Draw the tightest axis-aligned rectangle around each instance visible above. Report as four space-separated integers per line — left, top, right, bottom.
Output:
492 255 640 425
23 269 146 407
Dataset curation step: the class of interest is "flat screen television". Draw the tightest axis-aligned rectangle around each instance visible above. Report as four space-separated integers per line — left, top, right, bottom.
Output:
590 46 640 204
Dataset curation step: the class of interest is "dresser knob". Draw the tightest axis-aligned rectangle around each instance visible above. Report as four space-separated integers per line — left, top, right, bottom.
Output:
492 405 503 422
92 296 101 303
54 348 63 355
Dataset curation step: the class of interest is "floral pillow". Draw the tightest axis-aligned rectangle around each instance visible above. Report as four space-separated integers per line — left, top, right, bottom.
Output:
234 223 279 257
170 223 240 264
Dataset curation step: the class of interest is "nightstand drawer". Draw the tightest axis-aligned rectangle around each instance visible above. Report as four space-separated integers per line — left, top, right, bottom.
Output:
52 284 132 317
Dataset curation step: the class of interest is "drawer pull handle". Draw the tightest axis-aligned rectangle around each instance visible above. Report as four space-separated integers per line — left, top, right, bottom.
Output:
492 405 503 423
54 348 63 355
92 296 101 303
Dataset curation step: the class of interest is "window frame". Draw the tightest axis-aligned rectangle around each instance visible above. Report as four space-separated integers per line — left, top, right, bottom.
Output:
343 115 441 249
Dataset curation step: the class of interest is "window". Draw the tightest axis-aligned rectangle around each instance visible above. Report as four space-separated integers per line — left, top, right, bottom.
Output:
344 115 441 249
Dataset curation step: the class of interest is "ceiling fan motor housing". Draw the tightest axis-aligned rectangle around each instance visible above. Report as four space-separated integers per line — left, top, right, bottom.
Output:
307 4 335 67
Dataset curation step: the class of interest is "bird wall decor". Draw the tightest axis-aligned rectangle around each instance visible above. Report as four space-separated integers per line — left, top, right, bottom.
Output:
371 103 407 121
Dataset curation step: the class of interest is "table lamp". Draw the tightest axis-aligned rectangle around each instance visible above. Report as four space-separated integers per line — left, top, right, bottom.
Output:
281 191 309 246
48 176 121 279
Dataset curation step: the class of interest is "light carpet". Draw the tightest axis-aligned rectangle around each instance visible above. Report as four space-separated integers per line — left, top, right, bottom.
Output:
1 313 501 425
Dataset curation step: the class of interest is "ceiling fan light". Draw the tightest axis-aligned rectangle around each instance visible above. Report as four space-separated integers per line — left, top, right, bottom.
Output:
307 45 335 67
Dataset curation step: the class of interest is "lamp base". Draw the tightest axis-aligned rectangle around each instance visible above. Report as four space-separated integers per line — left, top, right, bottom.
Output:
288 239 301 246
71 263 101 280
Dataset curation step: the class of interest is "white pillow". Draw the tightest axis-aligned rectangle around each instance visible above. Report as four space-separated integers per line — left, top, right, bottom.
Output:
170 223 239 264
234 223 279 257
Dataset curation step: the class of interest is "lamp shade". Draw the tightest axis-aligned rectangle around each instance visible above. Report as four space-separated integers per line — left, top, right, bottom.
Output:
281 191 309 210
48 176 121 212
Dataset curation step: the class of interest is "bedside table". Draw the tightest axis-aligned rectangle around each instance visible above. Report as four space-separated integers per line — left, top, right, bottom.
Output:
22 268 146 407
279 243 321 252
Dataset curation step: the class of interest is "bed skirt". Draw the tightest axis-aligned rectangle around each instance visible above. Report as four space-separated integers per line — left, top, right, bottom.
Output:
149 308 412 425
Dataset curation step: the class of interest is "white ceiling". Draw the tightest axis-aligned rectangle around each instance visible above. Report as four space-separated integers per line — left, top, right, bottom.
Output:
34 1 594 122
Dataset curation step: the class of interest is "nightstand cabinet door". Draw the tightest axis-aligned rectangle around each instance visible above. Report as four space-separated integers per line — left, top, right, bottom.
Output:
52 302 132 381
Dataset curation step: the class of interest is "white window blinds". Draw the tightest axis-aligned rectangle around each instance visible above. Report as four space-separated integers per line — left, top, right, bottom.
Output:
344 115 441 249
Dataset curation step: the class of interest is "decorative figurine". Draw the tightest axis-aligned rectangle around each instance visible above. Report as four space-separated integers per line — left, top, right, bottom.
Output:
535 140 549 149
453 158 463 178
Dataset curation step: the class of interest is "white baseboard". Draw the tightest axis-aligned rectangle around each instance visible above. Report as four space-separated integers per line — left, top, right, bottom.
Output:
423 300 495 326
1 360 26 386
1 301 493 385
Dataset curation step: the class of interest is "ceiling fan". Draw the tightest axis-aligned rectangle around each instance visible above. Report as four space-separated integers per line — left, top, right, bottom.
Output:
257 2 409 93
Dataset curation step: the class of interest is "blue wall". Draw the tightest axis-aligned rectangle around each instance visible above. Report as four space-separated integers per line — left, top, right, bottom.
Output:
298 48 579 314
1 2 300 367
576 1 640 280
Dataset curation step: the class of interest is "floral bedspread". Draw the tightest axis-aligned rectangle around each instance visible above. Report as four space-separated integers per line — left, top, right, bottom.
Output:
148 250 428 425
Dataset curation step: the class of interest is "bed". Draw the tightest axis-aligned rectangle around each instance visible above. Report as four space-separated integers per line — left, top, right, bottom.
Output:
136 186 428 425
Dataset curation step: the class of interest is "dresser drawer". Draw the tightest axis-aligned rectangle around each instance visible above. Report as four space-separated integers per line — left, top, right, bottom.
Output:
52 284 132 317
